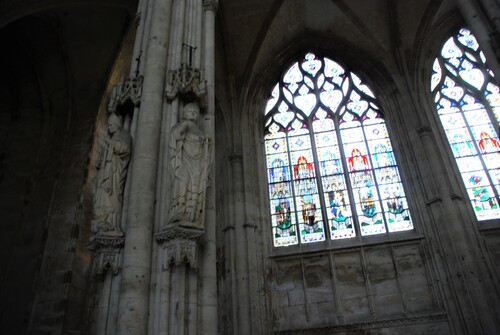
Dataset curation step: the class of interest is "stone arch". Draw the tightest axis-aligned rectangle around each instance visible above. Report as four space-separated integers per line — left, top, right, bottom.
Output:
240 32 418 230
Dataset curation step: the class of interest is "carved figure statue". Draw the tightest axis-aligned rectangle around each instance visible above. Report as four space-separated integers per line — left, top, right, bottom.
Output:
92 113 132 233
169 102 209 229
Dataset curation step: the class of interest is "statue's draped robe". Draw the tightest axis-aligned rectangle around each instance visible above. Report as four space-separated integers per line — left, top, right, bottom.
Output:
169 121 208 228
93 130 132 232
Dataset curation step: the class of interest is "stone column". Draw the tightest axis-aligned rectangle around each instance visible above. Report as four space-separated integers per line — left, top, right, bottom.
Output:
416 125 500 334
457 0 500 79
228 153 251 334
87 234 125 335
478 0 500 34
199 1 218 334
155 227 203 334
116 0 172 333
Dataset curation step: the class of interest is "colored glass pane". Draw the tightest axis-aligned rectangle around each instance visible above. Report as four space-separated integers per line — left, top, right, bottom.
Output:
432 29 500 220
264 53 414 247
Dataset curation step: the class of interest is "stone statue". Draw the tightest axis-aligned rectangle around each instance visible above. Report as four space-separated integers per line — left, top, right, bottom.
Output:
92 113 132 233
169 102 209 229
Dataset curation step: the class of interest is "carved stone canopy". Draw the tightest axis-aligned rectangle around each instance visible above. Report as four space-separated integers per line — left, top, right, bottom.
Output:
165 64 207 106
155 225 204 270
108 75 143 113
88 232 125 277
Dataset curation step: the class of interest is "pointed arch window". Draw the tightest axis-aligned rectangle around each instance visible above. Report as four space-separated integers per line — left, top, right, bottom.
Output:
431 28 500 221
264 53 413 248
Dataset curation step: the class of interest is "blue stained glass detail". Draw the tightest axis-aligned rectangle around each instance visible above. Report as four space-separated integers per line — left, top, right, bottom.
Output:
432 28 500 221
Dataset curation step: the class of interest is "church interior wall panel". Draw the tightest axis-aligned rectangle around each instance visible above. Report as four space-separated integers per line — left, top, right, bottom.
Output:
269 241 441 333
482 229 500 282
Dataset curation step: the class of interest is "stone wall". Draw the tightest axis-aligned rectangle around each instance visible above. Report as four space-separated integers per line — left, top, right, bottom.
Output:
270 239 449 333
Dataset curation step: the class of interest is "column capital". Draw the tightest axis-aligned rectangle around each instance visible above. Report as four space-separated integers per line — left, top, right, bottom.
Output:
203 0 219 12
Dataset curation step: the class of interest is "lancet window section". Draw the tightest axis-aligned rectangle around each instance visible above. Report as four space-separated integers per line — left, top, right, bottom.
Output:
431 28 500 221
264 53 413 248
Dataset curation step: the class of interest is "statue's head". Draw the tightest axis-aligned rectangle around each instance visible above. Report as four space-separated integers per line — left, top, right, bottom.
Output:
182 103 200 122
108 113 123 134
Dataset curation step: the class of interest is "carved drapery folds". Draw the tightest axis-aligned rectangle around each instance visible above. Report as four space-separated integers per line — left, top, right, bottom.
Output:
88 234 125 276
92 113 132 234
91 75 140 235
155 226 204 270
168 102 210 230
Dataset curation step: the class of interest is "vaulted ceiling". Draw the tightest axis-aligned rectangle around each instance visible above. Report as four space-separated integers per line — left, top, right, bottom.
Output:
216 0 457 89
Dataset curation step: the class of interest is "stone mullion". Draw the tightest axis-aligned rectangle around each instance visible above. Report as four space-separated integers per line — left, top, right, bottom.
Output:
116 0 173 333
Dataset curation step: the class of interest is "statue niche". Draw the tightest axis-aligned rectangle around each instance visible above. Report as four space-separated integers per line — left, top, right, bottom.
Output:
168 102 209 230
92 113 132 234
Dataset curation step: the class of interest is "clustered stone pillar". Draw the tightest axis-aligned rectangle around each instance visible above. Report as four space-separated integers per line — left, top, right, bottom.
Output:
116 0 172 333
228 153 252 334
88 74 142 333
88 235 124 335
416 125 500 333
87 0 219 334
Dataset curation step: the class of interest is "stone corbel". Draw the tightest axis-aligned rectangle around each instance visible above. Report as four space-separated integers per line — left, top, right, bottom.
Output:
88 233 125 277
165 64 207 106
203 0 219 12
416 124 432 137
108 75 143 113
155 226 204 270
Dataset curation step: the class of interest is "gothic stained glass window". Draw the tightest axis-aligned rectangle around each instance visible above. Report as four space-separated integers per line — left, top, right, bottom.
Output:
431 28 500 221
264 53 413 247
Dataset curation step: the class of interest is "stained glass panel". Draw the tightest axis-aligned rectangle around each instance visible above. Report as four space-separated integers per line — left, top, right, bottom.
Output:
326 190 355 239
271 196 298 247
264 53 414 247
297 193 325 243
266 152 289 169
432 28 500 221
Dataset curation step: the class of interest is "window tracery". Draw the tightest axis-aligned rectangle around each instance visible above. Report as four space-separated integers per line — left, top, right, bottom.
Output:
431 28 500 221
264 53 413 247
